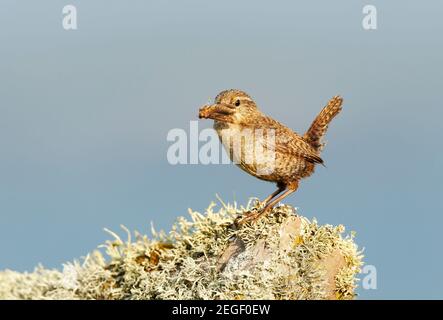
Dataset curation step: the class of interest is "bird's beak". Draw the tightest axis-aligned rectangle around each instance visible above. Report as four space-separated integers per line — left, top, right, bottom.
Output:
198 104 235 121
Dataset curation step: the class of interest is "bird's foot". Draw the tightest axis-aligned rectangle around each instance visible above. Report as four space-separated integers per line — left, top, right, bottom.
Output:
235 211 259 225
235 207 270 226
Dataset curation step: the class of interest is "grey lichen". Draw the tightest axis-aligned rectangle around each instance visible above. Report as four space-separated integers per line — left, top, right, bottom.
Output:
0 200 363 300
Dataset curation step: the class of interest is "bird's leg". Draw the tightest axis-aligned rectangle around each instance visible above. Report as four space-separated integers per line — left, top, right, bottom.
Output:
261 183 286 207
236 184 286 225
260 185 297 215
237 181 299 225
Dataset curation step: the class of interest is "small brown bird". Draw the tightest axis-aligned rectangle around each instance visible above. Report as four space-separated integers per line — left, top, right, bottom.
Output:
199 89 343 223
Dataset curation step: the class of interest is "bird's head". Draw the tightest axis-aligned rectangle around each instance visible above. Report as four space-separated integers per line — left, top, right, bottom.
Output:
198 89 258 124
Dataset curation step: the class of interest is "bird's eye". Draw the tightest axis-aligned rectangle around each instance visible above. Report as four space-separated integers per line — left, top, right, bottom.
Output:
234 99 240 107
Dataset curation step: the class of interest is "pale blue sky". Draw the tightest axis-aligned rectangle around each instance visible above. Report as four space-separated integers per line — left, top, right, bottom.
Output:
1 1 442 299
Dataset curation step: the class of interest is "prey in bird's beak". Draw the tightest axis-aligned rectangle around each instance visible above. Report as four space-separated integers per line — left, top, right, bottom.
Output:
198 104 236 123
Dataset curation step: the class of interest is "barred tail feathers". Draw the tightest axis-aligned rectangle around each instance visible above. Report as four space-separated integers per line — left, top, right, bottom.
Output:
303 96 343 151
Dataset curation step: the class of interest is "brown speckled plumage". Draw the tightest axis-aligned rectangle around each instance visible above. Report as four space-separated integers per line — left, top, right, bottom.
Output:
199 89 343 223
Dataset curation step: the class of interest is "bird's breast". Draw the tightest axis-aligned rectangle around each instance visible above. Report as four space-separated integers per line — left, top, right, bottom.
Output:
213 121 279 181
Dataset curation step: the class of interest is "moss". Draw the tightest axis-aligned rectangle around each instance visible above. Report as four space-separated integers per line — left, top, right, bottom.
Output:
0 200 363 300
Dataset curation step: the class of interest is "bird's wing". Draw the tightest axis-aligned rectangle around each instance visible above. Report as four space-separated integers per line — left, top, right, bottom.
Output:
241 114 324 165
274 132 324 164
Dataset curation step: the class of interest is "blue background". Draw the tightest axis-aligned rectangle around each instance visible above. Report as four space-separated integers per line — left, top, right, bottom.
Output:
1 1 442 298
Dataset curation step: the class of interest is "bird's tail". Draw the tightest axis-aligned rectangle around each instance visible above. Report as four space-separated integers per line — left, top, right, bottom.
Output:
303 96 343 151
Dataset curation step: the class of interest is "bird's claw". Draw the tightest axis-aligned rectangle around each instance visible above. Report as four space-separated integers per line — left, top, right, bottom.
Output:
235 211 259 225
235 207 270 226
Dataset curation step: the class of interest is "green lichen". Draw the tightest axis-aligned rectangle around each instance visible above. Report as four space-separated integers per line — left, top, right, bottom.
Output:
0 200 363 300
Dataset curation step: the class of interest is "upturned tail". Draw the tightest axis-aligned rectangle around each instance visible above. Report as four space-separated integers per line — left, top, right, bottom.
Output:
303 96 343 151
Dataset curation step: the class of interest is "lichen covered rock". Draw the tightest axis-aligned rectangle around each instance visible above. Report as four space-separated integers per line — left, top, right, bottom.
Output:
0 200 363 300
